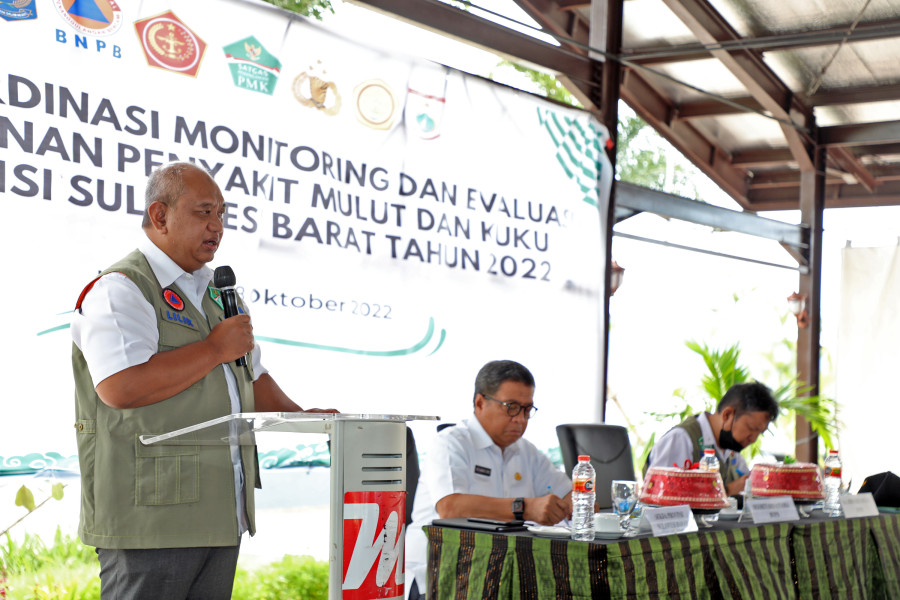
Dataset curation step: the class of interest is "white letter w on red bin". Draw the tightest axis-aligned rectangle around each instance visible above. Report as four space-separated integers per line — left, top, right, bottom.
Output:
343 502 404 591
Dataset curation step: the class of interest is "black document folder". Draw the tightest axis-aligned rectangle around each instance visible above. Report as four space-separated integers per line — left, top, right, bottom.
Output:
431 517 528 532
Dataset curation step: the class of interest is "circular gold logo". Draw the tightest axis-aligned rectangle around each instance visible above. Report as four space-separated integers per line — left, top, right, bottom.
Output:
354 79 398 130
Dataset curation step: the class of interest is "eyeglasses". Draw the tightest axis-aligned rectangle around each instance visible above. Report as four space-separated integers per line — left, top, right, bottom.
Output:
484 395 538 418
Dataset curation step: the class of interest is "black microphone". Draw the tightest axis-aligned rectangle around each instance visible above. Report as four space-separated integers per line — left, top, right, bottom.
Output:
213 265 247 367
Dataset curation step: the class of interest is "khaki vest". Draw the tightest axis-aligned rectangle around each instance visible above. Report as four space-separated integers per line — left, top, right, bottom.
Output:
73 249 258 549
643 414 741 487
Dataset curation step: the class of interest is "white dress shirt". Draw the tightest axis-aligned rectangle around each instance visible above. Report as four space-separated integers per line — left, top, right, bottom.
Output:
405 416 571 591
71 237 266 535
648 412 748 475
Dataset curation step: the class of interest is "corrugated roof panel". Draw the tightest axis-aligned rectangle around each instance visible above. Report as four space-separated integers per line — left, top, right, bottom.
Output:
508 0 900 208
816 99 900 126
689 112 787 153
635 58 749 104
765 40 900 96
622 0 697 49
711 0 900 36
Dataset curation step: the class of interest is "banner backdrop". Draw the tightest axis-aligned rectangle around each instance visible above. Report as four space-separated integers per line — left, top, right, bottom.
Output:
0 0 611 464
837 245 899 489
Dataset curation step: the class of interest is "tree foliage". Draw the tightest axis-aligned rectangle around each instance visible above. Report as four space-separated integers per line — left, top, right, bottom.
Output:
497 61 581 107
687 340 752 403
260 0 334 20
616 112 699 198
495 63 701 199
649 341 839 460
0 529 330 600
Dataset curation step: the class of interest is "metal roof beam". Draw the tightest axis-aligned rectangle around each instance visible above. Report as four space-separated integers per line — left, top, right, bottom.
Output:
623 18 900 65
847 142 900 156
661 0 816 172
748 171 846 189
734 145 900 181
867 165 900 180
808 82 900 107
821 120 900 147
620 70 751 207
675 84 900 118
508 0 756 210
676 97 766 119
748 179 900 210
828 146 877 191
615 181 807 248
748 158 882 192
513 0 591 44
731 148 795 168
349 0 594 83
555 0 588 8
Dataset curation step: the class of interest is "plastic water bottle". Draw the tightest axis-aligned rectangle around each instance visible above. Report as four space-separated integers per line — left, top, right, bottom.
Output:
695 448 721 525
823 449 843 517
571 455 595 541
699 448 720 472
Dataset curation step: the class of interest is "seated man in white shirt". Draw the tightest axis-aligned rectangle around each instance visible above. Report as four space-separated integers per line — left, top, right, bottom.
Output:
405 360 572 600
646 381 778 496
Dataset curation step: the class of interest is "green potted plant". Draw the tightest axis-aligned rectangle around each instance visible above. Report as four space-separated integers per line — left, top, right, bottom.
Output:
640 340 839 464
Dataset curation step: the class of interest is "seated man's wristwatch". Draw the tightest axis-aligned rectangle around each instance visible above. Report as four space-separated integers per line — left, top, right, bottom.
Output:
512 497 524 520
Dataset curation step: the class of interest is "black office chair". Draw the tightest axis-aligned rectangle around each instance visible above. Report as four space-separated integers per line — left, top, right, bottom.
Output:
405 423 454 525
556 424 636 509
405 426 420 526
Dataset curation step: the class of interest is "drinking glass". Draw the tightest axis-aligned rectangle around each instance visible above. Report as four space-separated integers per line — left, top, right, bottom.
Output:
696 510 719 528
611 480 638 528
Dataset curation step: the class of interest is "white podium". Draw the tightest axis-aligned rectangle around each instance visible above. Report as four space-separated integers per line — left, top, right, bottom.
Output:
140 412 437 600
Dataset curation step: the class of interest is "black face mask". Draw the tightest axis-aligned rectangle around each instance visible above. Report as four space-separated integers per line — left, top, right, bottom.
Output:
719 422 745 453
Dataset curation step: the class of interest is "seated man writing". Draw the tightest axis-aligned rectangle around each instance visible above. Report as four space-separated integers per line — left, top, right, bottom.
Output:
646 381 779 496
405 360 572 600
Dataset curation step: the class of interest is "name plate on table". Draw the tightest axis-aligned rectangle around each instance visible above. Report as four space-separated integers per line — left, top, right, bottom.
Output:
745 496 799 524
841 493 880 518
643 505 698 536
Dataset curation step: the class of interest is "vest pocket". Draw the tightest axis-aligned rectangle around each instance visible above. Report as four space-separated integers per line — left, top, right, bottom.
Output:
134 435 200 505
75 419 96 527
158 317 203 350
75 419 96 434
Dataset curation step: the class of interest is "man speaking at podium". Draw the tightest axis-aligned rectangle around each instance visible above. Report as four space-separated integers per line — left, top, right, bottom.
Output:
71 162 336 599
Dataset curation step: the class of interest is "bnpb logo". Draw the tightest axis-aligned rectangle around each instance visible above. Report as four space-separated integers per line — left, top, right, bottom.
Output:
342 491 406 599
53 0 123 35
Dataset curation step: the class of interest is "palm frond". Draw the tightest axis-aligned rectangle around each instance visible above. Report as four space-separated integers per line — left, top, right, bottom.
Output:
651 340 841 461
686 340 750 401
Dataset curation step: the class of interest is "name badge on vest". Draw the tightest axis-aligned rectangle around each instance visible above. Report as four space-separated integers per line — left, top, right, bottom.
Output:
161 288 197 330
209 287 246 319
474 465 491 477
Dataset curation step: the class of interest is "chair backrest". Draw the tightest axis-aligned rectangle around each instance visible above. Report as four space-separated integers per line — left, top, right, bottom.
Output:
406 426 420 526
556 424 636 509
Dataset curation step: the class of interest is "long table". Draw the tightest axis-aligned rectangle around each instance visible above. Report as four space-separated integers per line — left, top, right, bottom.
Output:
423 512 900 599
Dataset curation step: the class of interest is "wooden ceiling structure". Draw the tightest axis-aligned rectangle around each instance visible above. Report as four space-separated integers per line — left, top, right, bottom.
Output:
353 0 900 461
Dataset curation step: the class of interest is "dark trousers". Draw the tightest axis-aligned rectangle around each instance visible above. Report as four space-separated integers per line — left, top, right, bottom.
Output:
96 543 240 600
409 579 424 600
